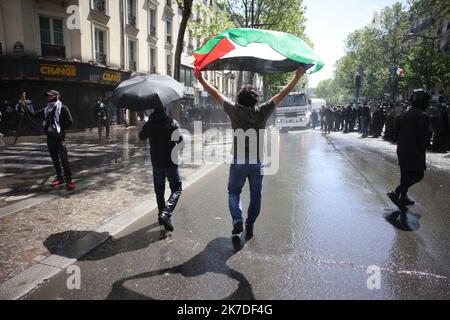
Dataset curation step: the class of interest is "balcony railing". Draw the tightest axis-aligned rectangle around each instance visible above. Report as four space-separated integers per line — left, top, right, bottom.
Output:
166 35 172 44
93 0 106 14
128 15 137 27
95 52 107 65
42 44 66 58
129 60 137 71
150 26 156 36
150 66 157 74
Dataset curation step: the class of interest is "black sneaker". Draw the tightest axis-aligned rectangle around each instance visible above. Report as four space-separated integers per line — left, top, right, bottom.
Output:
232 222 243 236
245 224 254 240
400 196 415 206
387 191 400 206
159 213 174 232
387 191 406 211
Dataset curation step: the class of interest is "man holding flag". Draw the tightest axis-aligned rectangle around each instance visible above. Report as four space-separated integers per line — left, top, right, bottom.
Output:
196 67 306 239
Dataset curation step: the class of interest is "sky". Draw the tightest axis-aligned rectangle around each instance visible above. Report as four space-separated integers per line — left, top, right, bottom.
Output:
304 0 408 88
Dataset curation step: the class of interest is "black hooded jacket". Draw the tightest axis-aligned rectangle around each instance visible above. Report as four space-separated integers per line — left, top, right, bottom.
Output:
139 110 183 169
396 106 430 171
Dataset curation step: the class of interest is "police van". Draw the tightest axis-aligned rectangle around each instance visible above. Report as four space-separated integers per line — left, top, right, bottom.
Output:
275 92 311 132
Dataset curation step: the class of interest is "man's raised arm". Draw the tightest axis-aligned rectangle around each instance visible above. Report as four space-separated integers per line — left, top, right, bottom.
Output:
195 71 226 106
271 68 306 107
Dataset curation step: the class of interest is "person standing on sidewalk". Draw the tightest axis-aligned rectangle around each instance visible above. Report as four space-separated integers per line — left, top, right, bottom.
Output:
93 98 111 140
196 67 306 239
25 90 75 190
387 89 431 211
139 108 184 232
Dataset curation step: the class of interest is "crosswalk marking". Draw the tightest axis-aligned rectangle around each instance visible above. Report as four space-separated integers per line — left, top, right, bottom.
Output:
0 141 138 180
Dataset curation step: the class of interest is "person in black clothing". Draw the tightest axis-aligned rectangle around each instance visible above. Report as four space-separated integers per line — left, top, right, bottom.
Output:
430 96 449 153
25 90 75 190
94 98 111 140
360 102 371 138
387 89 431 211
311 110 319 130
384 103 396 142
320 106 326 131
139 108 184 232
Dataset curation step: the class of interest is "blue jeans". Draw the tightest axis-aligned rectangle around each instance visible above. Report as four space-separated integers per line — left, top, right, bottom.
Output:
228 163 264 226
361 123 369 135
153 166 182 217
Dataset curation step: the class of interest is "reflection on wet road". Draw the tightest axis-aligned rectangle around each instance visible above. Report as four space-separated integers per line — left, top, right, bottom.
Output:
25 131 450 300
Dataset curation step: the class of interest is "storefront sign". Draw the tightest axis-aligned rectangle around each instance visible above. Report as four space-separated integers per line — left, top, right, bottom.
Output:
102 71 122 84
40 64 77 78
0 59 130 86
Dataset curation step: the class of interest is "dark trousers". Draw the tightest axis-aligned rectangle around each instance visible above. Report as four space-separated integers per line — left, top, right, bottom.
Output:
395 170 424 197
153 165 182 217
98 120 110 138
47 136 72 183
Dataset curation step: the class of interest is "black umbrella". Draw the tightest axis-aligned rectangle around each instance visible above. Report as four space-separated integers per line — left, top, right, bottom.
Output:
110 75 184 111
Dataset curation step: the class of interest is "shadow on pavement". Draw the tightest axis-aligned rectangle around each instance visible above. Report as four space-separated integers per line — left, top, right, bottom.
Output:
44 223 166 260
384 210 421 231
105 237 255 300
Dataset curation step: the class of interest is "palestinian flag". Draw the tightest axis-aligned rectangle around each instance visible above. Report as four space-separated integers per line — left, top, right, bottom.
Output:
194 28 324 74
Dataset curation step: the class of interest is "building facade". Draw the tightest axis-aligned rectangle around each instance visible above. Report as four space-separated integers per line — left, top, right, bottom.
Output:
0 0 238 131
403 7 450 97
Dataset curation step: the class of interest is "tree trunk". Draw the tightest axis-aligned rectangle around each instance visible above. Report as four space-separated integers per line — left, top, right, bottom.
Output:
174 1 193 81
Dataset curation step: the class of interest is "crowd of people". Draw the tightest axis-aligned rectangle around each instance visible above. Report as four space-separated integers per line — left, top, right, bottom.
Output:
317 97 450 153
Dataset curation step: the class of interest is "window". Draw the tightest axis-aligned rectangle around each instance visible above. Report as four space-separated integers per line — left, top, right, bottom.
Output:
92 0 106 14
39 16 65 58
188 30 194 51
127 0 136 26
149 9 157 36
166 0 172 7
166 18 173 44
150 47 157 74
128 40 137 71
94 28 107 64
180 66 195 87
167 54 172 76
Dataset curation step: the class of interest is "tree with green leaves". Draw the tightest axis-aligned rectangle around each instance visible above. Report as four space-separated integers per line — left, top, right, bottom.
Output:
224 0 310 94
189 1 236 42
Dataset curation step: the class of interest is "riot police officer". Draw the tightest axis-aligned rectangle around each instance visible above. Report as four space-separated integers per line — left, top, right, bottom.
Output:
387 89 431 211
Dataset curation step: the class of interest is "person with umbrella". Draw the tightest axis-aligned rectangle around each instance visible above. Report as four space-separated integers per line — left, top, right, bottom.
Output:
139 108 184 232
111 75 185 232
195 67 306 239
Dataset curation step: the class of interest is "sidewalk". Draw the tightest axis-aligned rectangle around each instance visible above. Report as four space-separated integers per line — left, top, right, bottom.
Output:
324 131 450 171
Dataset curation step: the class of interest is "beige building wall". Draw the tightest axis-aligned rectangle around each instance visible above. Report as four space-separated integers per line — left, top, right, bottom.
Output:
0 0 238 99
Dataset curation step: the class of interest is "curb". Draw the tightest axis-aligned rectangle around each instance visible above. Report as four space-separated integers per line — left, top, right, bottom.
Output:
0 162 223 300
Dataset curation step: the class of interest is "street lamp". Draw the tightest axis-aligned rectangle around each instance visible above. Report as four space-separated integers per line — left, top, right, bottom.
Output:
355 73 362 105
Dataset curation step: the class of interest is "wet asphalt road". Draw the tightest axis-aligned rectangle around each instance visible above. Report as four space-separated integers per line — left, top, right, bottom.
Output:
24 131 450 300
0 130 148 208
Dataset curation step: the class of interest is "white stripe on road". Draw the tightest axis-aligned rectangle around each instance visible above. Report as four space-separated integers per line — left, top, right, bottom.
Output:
1 164 53 170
